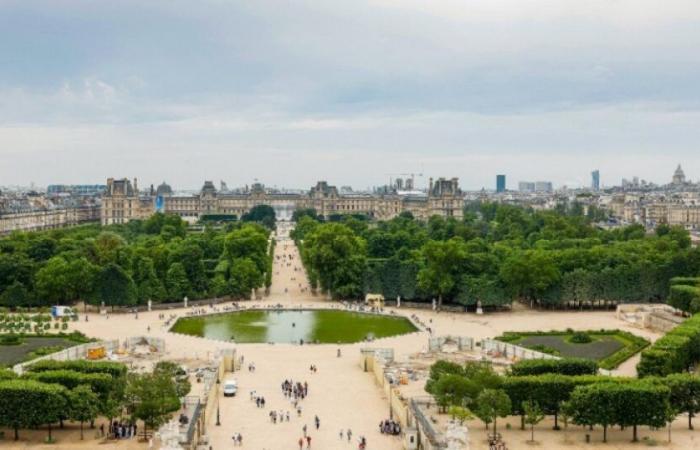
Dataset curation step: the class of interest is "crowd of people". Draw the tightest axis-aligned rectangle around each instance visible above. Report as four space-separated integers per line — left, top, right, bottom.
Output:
108 420 137 439
379 419 401 435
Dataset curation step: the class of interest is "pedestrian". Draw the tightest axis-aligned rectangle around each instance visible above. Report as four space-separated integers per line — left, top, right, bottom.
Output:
303 424 307 436
306 435 312 449
298 437 304 450
347 428 352 442
314 415 320 430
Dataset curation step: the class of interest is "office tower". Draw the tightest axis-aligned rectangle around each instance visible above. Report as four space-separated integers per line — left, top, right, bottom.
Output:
496 175 506 193
591 170 600 191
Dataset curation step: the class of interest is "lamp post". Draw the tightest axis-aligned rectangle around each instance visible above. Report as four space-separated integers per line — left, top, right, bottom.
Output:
216 377 221 426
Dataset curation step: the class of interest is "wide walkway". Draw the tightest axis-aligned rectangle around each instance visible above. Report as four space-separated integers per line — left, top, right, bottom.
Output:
206 222 403 449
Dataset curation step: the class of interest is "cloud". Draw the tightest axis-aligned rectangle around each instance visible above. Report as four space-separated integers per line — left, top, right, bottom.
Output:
0 0 699 188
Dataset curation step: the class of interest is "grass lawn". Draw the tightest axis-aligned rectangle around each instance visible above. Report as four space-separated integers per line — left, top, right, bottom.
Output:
0 336 78 367
495 329 650 370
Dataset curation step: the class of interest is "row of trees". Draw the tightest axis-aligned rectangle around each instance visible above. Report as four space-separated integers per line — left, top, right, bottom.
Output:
427 358 700 443
293 204 700 307
0 211 274 308
0 359 185 441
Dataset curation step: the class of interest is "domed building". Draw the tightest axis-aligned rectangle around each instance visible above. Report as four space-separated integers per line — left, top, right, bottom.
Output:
672 164 686 185
155 181 173 197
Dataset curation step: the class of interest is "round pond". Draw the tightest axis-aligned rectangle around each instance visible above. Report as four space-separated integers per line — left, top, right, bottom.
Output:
170 309 417 344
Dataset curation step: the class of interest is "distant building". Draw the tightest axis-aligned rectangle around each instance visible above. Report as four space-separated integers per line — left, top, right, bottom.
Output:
591 170 600 191
496 175 506 193
535 181 553 193
47 184 106 196
101 176 465 224
519 181 552 193
673 164 686 185
101 178 153 225
518 181 535 193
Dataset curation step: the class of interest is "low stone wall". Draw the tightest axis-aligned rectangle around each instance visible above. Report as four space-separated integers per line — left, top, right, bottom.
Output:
481 339 560 361
616 303 685 333
13 338 120 375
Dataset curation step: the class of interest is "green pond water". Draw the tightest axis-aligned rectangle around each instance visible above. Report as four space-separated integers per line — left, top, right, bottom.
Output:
170 310 418 344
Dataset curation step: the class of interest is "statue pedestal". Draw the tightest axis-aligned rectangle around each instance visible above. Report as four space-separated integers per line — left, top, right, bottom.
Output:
476 308 483 315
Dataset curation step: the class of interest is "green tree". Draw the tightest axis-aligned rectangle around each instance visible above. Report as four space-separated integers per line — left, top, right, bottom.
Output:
448 405 473 425
242 204 276 229
166 263 190 300
431 374 475 413
417 238 467 308
228 258 264 299
0 281 30 308
499 250 560 304
665 374 700 430
304 223 367 299
68 385 100 440
522 399 545 442
0 379 66 441
125 372 180 437
93 263 137 308
475 389 511 435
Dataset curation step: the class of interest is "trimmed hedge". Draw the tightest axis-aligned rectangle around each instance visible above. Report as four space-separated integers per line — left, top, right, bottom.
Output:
668 285 700 314
25 369 112 398
568 380 670 441
26 359 127 379
503 374 636 417
0 379 67 440
0 368 17 381
637 313 700 377
510 358 598 376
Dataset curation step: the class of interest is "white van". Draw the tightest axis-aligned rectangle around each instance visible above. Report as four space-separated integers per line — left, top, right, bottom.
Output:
223 379 238 397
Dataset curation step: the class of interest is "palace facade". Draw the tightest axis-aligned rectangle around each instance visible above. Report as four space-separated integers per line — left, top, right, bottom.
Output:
101 177 464 225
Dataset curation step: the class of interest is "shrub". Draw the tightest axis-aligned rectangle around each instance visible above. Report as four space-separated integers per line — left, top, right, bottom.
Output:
569 332 592 344
511 358 598 377
0 335 22 346
529 344 560 356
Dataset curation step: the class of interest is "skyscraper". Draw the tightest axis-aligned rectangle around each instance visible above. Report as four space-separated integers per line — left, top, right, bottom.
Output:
496 175 506 193
591 170 600 191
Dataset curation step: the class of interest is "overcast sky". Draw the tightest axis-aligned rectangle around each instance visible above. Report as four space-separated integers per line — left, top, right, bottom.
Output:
1 0 699 191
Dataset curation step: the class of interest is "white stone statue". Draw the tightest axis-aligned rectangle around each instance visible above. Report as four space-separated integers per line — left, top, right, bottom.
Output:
432 298 436 311
397 296 401 308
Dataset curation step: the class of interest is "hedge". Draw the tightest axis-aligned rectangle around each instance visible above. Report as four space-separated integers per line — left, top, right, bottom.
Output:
510 358 598 376
25 369 112 398
26 360 127 379
0 368 17 381
637 313 700 377
670 277 700 287
668 285 700 314
0 379 67 440
503 374 635 415
568 380 670 442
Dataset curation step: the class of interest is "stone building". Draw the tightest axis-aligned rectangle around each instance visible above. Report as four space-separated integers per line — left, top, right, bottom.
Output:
0 206 100 234
100 178 153 225
101 177 465 225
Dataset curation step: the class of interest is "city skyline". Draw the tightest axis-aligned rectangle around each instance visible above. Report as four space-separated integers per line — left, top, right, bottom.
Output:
0 164 694 192
1 1 700 189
